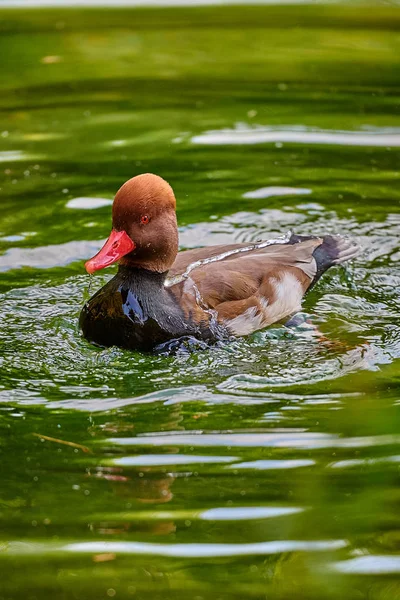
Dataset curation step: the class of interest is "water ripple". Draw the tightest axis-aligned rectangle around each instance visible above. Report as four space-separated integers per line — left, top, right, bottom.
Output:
66 197 113 210
228 459 316 470
331 555 400 575
243 186 312 199
200 506 304 520
108 432 400 449
112 454 238 466
192 124 400 147
63 539 347 558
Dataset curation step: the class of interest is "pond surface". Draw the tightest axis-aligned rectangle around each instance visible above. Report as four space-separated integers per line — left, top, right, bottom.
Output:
1 4 400 599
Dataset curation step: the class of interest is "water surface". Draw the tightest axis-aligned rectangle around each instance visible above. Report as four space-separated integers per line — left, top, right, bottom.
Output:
1 4 400 599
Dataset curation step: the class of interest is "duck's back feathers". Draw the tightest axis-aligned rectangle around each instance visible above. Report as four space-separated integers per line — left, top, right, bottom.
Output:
169 233 359 336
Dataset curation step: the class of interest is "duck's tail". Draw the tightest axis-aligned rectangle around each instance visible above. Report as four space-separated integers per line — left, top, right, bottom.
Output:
313 234 360 276
289 232 360 282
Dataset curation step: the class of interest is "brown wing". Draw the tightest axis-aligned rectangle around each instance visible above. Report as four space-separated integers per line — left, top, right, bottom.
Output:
168 238 323 334
171 239 322 279
169 243 249 277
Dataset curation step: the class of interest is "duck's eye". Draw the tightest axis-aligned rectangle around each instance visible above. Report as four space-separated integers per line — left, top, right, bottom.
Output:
140 215 150 225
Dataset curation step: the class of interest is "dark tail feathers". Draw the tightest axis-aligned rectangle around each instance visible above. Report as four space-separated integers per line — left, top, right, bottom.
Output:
289 232 360 282
313 234 360 278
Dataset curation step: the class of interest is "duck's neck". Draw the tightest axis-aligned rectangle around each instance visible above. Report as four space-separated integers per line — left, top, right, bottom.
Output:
117 264 168 304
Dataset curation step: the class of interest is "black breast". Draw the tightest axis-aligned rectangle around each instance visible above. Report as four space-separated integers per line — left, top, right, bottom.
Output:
79 268 218 352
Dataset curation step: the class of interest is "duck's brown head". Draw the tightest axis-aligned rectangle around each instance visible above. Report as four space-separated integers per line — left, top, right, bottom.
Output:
85 173 179 274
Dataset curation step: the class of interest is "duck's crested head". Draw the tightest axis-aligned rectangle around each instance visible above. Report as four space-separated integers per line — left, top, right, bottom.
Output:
112 173 176 230
85 173 179 274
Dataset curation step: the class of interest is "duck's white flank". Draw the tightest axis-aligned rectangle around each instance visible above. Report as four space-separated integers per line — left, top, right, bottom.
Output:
225 272 304 336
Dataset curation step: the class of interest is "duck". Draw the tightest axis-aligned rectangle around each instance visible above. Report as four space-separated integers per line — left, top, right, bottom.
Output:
80 173 359 352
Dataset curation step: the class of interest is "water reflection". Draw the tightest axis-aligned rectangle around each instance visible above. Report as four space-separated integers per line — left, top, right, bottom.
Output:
64 539 348 558
113 454 238 466
243 186 312 199
1 3 400 599
229 459 315 470
192 124 400 147
331 556 400 575
108 432 400 449
66 197 113 210
0 150 43 162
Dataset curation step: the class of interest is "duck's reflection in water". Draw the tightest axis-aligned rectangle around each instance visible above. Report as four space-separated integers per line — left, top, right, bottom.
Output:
88 406 182 537
89 466 177 536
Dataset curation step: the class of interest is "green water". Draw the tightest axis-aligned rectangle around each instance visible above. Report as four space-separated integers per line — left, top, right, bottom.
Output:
1 3 400 599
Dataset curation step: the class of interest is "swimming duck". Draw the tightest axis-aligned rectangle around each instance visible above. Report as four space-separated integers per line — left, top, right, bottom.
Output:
80 173 359 352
